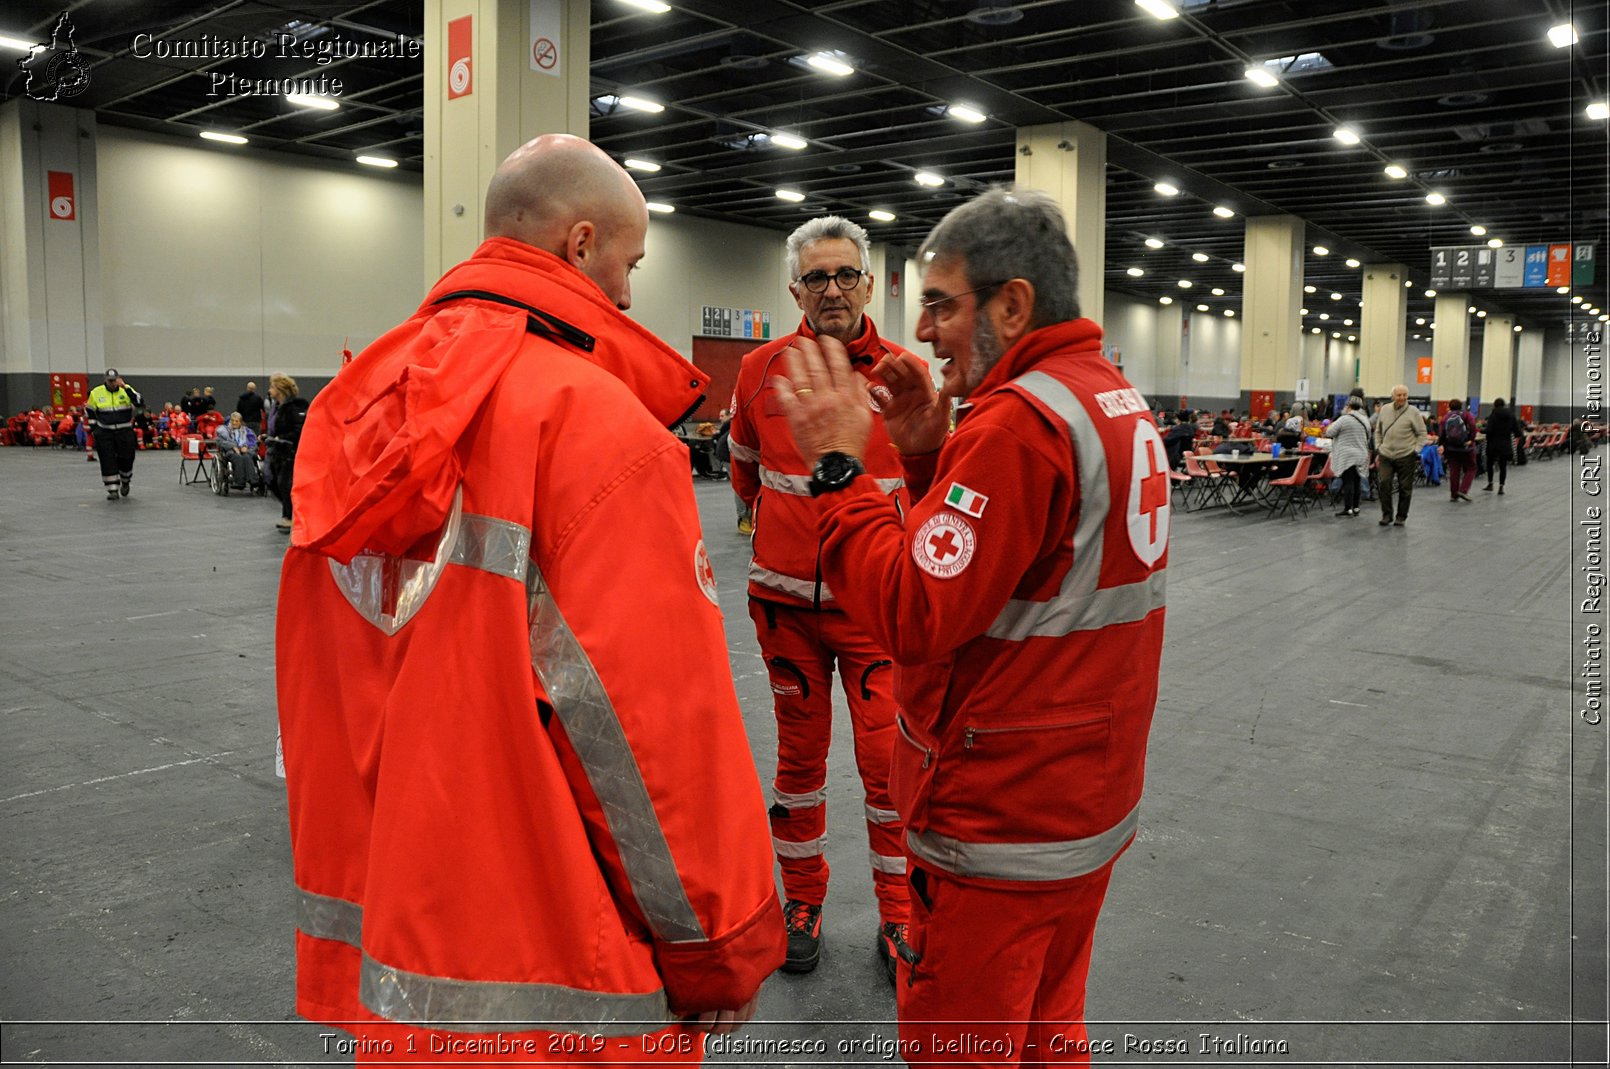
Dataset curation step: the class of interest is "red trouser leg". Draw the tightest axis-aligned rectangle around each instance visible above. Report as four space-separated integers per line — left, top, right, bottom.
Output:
819 610 909 924
897 860 1116 1068
750 599 837 905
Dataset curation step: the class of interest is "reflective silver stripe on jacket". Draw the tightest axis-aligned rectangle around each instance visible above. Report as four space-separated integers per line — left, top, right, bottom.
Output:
526 558 707 944
362 952 673 1035
864 804 900 824
759 466 904 497
728 439 760 463
748 562 833 603
296 888 674 1032
773 787 828 809
985 371 1165 641
760 466 813 496
905 803 1139 882
772 834 827 858
296 887 362 947
868 851 908 874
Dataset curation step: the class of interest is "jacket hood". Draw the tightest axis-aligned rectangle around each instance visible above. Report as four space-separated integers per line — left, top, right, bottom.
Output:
292 238 708 563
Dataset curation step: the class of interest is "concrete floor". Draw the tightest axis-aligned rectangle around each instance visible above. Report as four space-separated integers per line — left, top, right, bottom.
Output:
0 442 1603 1067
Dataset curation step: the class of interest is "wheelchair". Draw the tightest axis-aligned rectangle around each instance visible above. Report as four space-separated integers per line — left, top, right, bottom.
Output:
210 444 266 497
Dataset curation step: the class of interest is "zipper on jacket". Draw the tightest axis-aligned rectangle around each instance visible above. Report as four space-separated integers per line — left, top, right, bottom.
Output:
897 715 933 768
963 715 1107 749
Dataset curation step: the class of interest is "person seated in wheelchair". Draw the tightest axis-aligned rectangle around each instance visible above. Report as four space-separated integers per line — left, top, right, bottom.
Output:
213 411 260 490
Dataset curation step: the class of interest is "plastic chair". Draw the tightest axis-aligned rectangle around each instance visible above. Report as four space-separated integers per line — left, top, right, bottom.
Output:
179 434 214 488
1266 455 1313 519
1182 454 1228 511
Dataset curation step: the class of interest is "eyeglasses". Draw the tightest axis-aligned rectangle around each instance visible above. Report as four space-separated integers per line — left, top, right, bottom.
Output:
917 281 1008 318
797 267 866 293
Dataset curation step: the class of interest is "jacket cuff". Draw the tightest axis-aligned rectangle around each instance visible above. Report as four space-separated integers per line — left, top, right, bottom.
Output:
654 893 786 1015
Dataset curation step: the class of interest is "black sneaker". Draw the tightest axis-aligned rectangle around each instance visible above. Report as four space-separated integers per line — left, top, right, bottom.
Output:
119 482 130 497
876 921 912 985
782 900 822 973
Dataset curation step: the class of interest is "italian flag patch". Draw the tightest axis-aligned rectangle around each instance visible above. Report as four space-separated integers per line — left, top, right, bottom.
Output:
944 482 989 518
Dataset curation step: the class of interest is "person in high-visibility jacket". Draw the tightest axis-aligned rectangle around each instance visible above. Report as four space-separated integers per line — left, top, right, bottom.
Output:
776 187 1169 1067
727 216 913 980
85 369 143 499
276 134 785 1064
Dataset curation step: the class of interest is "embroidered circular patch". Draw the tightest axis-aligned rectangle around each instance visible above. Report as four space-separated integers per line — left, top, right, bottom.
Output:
912 513 976 579
694 540 720 605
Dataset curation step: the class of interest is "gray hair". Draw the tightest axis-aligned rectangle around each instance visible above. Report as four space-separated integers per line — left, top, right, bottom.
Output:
786 216 872 281
917 185 1080 326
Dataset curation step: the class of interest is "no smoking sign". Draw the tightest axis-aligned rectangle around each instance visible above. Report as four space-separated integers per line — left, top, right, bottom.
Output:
532 37 557 70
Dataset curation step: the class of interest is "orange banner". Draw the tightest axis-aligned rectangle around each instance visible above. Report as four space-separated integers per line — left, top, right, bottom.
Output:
1416 358 1432 384
447 16 473 99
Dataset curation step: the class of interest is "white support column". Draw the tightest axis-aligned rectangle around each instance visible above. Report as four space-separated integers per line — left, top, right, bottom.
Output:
424 0 591 289
1359 263 1407 396
1015 121 1105 326
1479 314 1517 409
1239 215 1303 400
1431 293 1472 399
1513 327 1544 409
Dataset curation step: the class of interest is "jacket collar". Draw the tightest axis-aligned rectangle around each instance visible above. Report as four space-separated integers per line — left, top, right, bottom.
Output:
970 318 1105 401
795 315 886 370
425 238 707 427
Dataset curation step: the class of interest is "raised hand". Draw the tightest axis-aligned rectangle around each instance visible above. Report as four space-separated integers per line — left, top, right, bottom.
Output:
772 334 874 466
871 350 950 456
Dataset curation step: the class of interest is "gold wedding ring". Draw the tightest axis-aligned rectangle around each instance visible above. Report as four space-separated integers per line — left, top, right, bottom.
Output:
796 388 814 395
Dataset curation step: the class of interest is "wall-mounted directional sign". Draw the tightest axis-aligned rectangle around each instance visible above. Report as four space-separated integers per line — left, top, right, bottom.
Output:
700 305 771 339
1430 243 1595 290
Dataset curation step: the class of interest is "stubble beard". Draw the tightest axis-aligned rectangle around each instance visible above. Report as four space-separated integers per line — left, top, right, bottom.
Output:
965 315 1006 392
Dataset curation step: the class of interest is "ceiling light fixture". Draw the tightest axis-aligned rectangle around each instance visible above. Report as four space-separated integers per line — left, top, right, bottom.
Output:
1513 324 1523 333
645 202 676 214
1573 296 1585 304
1343 318 1353 326
1416 318 1426 325
1178 279 1193 288
619 95 665 113
770 132 808 150
1556 286 1570 295
1313 245 1330 256
1224 309 1235 317
1127 267 1145 277
1135 0 1179 20
948 103 988 124
1470 225 1486 235
1301 308 1310 315
1232 262 1245 273
775 188 805 202
1192 252 1209 262
200 131 249 145
620 0 672 11
1145 237 1165 249
1425 191 1446 205
1346 258 1361 268
1244 66 1279 88
1487 237 1503 248
356 155 397 168
624 158 662 172
1425 289 1437 298
1467 305 1477 313
868 209 896 222
286 93 339 111
1158 296 1173 305
1331 292 1343 300
1196 304 1210 312
1588 101 1610 121
1548 23 1579 48
1477 310 1487 318
1333 126 1361 145
1155 181 1180 196
1319 313 1330 321
1332 332 1341 339
914 170 945 187
1304 285 1317 293
0 33 38 50
1384 163 1408 179
805 52 855 77
1311 327 1321 334
1212 205 1235 218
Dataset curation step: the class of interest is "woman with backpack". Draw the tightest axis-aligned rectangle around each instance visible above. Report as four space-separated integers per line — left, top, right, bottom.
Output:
1441 398 1479 502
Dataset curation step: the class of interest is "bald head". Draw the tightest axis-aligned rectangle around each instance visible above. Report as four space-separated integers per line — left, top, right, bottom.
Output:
485 134 648 308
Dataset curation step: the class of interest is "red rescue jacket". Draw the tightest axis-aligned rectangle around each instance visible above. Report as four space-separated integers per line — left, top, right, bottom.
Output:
818 320 1169 886
277 238 784 1055
729 317 912 608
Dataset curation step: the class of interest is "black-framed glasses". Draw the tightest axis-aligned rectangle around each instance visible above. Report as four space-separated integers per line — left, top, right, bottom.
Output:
918 281 1008 317
797 267 867 293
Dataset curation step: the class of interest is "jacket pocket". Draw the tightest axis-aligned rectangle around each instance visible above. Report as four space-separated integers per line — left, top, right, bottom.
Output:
941 703 1112 843
889 713 936 831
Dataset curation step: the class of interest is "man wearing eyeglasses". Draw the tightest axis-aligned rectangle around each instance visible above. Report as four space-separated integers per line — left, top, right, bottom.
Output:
776 187 1168 1066
727 216 916 983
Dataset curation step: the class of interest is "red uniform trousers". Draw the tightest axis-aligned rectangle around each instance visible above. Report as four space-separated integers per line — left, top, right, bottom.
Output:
896 859 1117 1068
749 598 908 922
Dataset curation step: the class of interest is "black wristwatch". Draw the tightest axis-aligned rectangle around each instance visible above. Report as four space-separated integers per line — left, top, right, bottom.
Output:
809 451 866 496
